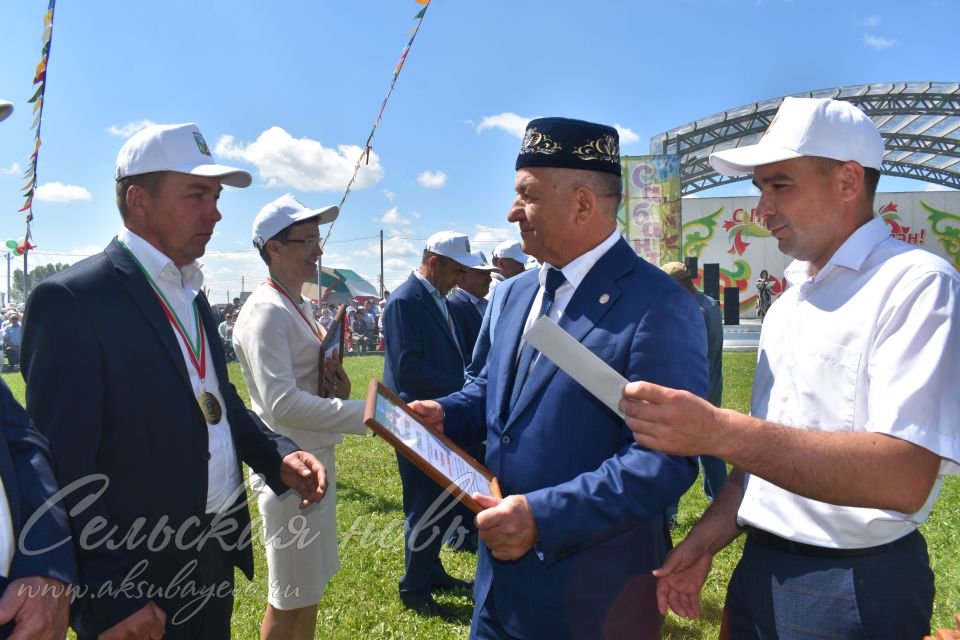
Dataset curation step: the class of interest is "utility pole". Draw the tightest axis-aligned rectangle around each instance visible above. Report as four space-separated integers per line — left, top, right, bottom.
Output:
379 229 384 298
5 253 10 304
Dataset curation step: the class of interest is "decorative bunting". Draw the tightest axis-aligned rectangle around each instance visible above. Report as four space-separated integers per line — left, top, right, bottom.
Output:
19 0 57 245
322 0 432 249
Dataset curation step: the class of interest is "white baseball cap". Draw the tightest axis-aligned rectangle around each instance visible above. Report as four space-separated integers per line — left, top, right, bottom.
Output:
425 231 482 268
0 100 13 123
709 97 885 176
252 193 338 249
492 240 528 264
471 250 500 272
115 122 252 187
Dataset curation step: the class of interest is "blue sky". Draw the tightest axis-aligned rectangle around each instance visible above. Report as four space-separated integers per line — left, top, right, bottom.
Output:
1 0 957 302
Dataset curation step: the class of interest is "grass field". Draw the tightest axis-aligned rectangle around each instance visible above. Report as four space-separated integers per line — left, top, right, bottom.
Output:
3 352 957 638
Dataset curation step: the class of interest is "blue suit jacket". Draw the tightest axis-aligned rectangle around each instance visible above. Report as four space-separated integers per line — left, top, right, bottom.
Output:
440 238 708 639
382 272 466 402
0 380 76 595
447 288 483 365
465 277 514 384
21 238 300 637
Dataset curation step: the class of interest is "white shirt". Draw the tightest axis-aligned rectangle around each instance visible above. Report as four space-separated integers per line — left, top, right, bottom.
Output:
233 282 366 451
118 228 242 514
520 229 621 367
457 287 487 316
0 479 13 577
738 216 960 548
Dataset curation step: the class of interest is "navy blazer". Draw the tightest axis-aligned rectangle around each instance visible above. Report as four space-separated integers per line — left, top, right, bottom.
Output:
382 272 466 402
21 238 300 637
447 288 483 364
464 277 514 385
440 238 708 639
0 380 76 595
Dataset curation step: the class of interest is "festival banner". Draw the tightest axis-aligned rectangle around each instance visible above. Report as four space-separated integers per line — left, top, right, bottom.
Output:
619 156 682 267
680 190 960 316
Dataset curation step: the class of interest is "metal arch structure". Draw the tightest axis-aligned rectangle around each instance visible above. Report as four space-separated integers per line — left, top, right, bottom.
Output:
649 82 960 195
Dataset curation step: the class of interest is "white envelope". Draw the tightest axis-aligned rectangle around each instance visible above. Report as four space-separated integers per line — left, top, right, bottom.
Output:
522 316 627 418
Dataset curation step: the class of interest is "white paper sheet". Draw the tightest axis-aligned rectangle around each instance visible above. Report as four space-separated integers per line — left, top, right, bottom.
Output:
523 316 628 418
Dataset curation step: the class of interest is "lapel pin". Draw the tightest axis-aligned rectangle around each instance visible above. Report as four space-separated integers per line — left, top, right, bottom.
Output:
599 293 610 304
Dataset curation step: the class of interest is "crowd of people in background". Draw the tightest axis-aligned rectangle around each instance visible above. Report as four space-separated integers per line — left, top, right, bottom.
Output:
0 96 957 640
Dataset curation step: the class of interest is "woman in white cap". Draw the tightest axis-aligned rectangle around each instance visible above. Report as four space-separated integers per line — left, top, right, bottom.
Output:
233 194 367 640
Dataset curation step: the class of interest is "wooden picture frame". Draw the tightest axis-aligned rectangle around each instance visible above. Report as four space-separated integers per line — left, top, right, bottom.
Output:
363 379 501 513
317 303 347 397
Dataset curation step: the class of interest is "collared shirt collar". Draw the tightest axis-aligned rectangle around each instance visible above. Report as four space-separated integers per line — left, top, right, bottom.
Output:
784 216 888 287
541 228 621 290
413 268 440 296
118 226 204 297
457 287 482 305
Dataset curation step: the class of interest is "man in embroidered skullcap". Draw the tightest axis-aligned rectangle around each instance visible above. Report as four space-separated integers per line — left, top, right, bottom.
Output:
411 117 708 639
21 123 329 639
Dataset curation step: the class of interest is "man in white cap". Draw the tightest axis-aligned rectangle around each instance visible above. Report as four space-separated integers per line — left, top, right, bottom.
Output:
491 240 528 281
21 123 329 640
449 250 499 356
463 241 529 384
622 97 960 637
382 231 480 619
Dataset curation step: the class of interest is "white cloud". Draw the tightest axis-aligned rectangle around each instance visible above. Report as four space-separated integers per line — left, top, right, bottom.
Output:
106 120 157 138
861 15 881 28
476 112 536 138
614 124 640 145
385 258 413 271
376 206 413 227
383 189 396 202
863 34 896 49
34 182 93 203
352 235 421 260
215 126 383 191
417 170 447 189
471 225 514 246
27 245 102 269
1 162 22 176
923 183 955 191
383 237 420 257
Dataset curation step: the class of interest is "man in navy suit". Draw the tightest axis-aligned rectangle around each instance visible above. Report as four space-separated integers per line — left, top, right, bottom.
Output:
382 231 481 619
0 368 76 639
412 117 708 639
465 242 529 384
21 123 328 640
448 251 498 364
0 93 75 640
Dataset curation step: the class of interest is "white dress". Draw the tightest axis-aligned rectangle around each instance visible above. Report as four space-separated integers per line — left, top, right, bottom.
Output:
234 282 366 609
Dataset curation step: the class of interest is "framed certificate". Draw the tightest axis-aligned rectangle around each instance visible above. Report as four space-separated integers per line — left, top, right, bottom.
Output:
363 379 501 513
317 304 347 397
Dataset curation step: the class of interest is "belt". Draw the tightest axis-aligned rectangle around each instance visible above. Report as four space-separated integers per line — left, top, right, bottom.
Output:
746 526 919 558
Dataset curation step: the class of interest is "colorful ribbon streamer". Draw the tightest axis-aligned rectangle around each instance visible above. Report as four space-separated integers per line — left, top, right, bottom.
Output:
323 0 433 247
18 0 56 255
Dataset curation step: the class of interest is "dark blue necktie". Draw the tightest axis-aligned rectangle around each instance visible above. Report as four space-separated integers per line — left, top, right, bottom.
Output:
509 268 566 411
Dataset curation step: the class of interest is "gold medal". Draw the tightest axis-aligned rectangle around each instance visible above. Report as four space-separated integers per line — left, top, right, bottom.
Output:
199 391 222 425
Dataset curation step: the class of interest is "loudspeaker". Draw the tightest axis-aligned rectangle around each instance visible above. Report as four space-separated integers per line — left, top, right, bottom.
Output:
703 263 720 302
723 287 740 325
684 256 698 281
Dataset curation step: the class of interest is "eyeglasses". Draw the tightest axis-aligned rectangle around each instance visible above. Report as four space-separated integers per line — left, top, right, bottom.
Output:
283 238 323 250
